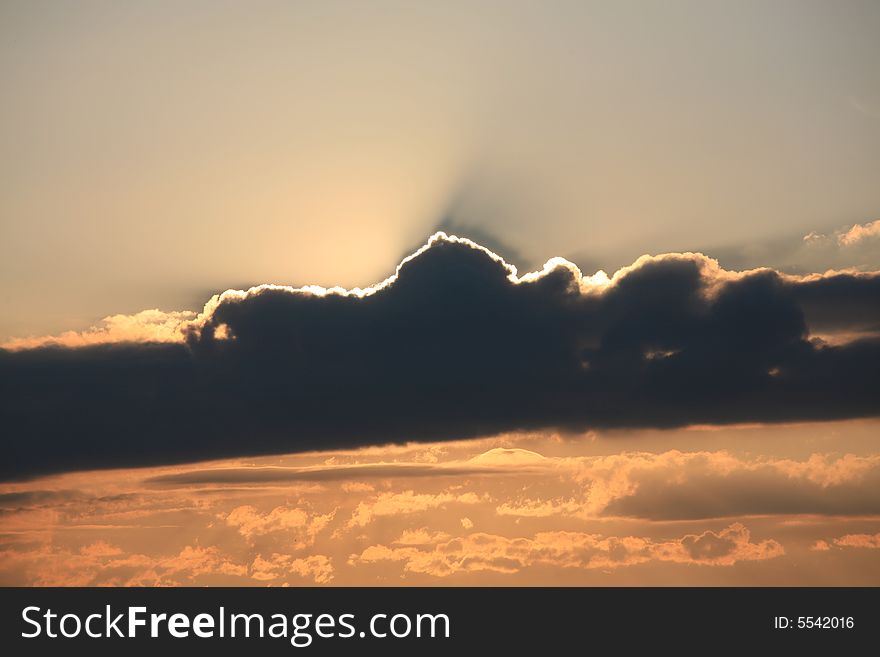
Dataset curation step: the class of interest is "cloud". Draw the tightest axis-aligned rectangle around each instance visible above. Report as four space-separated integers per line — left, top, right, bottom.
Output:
349 523 783 577
78 540 124 558
2 232 879 479
393 528 452 545
221 505 334 546
588 452 880 520
792 219 880 273
0 542 248 586
250 553 334 584
341 482 374 493
347 490 482 528
468 448 548 467
493 450 880 521
810 532 880 552
831 533 880 549
805 219 880 248
1 310 197 351
496 498 582 518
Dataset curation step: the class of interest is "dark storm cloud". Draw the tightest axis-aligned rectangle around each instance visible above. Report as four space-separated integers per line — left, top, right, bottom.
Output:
2 234 879 479
790 273 880 335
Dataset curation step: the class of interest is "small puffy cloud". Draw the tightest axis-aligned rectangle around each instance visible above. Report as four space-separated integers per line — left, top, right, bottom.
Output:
1 309 196 351
679 524 779 564
796 219 880 272
224 505 309 537
222 505 334 547
832 533 880 549
79 541 124 558
809 532 880 552
837 220 880 247
347 490 482 529
460 517 474 529
802 219 880 248
287 555 335 584
250 553 334 584
341 482 374 493
155 545 248 580
496 498 582 518
394 528 451 545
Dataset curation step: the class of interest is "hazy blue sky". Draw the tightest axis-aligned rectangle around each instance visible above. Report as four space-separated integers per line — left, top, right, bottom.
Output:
2 0 879 338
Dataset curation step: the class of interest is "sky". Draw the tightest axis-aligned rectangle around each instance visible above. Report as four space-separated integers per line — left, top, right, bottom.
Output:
2 0 880 340
1 1 880 586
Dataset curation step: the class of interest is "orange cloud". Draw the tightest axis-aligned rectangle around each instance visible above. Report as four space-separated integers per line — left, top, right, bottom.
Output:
350 523 783 577
833 533 880 549
394 528 451 546
1 309 196 350
488 450 880 520
221 505 335 547
838 219 880 247
0 543 247 586
79 541 124 558
347 490 482 528
250 553 334 584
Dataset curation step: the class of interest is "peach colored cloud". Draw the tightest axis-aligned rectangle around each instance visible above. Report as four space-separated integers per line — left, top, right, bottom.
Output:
0 542 247 586
1 309 196 350
350 523 783 577
2 434 879 586
832 533 880 549
496 498 582 518
250 553 334 584
221 504 335 547
347 490 482 528
838 219 880 246
341 482 375 493
490 450 880 520
394 528 452 545
78 541 124 558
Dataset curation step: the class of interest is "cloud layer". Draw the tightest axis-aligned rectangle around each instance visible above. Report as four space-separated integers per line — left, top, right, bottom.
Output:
350 523 784 577
2 431 880 586
2 233 879 479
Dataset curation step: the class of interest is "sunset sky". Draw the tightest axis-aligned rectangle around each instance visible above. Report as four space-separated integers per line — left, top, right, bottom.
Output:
1 1 879 586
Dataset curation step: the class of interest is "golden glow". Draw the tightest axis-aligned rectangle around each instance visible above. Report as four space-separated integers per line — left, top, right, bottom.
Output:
5 233 877 351
2 420 879 586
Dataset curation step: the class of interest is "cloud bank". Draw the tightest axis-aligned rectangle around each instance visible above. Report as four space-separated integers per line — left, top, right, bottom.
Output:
349 523 784 577
2 233 879 479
